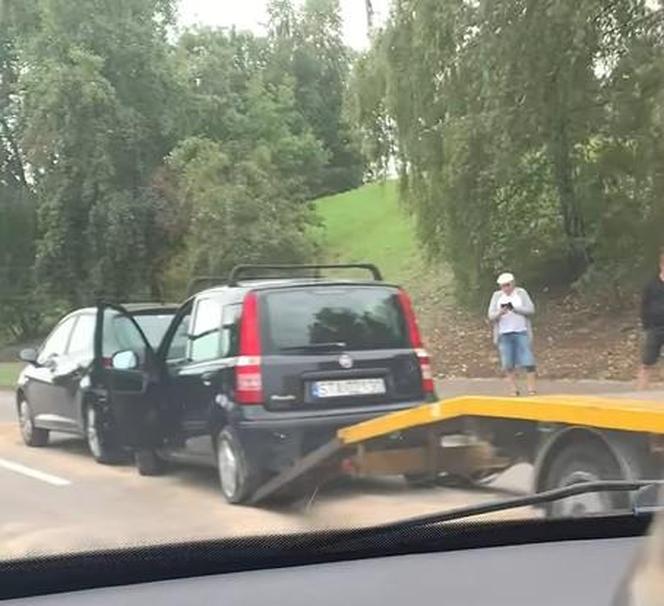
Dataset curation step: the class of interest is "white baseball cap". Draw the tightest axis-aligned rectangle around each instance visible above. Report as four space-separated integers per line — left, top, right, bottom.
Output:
497 272 515 285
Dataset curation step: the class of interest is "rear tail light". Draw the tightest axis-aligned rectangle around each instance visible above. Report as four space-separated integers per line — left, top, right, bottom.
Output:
397 289 435 395
236 292 263 404
416 348 435 394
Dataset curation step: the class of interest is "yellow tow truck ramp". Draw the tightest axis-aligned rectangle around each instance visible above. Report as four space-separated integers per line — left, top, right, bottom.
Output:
250 394 664 505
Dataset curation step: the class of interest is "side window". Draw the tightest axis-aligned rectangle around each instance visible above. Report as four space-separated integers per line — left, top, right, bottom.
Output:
67 314 96 362
166 313 191 362
219 304 242 358
189 298 223 362
38 317 77 364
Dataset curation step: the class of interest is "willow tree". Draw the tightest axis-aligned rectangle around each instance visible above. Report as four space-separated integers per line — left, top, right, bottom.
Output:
352 0 664 300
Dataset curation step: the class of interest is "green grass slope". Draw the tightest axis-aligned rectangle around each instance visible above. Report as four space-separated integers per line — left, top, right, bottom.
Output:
315 181 422 284
0 362 22 390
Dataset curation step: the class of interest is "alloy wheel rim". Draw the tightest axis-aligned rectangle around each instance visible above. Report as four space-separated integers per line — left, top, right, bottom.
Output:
218 440 238 498
86 407 102 458
19 401 32 441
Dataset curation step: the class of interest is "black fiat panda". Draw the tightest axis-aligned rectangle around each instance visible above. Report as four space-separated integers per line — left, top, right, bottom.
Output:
103 265 436 503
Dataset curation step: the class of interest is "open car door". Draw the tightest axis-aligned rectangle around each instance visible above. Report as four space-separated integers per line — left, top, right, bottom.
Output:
92 303 166 453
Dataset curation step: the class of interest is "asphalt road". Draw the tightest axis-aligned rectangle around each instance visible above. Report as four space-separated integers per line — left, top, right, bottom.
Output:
0 379 652 560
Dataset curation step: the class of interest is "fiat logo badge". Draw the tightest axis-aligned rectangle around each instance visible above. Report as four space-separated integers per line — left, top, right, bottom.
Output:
339 354 353 369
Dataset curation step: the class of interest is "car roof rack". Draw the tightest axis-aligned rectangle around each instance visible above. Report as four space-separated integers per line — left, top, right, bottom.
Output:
184 276 228 298
228 264 383 286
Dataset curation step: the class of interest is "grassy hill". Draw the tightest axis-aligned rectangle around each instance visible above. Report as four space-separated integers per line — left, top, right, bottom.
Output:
314 178 453 315
315 181 425 286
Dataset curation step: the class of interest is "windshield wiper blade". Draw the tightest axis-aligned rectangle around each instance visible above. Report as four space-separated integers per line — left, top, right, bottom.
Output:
361 480 664 534
281 342 347 352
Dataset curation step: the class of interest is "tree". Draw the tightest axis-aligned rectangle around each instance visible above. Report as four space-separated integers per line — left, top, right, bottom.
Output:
0 0 361 340
267 0 365 196
352 0 664 302
0 0 43 338
165 29 326 279
19 0 183 304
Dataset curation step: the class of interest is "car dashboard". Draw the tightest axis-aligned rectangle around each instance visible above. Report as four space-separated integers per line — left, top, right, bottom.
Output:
1 536 649 606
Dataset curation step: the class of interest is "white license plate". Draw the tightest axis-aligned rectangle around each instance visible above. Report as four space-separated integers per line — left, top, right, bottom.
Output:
312 378 386 398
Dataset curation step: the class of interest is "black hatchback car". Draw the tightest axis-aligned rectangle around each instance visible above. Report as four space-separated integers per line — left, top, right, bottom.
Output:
16 304 177 462
93 264 436 504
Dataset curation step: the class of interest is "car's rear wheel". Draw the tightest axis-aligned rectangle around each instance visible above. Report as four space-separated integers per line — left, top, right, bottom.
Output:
85 405 123 464
18 398 49 447
541 440 628 518
216 427 262 504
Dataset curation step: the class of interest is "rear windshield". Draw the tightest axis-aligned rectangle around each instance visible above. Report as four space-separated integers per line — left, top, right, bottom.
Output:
261 287 409 353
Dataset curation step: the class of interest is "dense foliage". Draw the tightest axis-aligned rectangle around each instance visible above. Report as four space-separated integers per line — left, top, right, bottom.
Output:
352 0 664 303
0 0 361 339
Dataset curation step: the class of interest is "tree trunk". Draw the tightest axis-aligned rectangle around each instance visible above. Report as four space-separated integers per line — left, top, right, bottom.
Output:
548 117 590 278
149 272 163 302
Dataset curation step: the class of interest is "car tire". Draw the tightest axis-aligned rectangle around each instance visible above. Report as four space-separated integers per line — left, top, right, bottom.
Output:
216 427 262 504
18 398 49 447
85 405 123 464
135 449 165 476
541 440 628 518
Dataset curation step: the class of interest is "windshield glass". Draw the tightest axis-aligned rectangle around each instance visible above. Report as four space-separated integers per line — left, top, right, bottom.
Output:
132 314 175 349
0 0 663 574
102 312 174 357
262 287 408 352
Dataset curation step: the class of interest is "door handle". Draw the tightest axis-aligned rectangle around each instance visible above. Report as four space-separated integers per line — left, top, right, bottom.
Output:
201 372 215 386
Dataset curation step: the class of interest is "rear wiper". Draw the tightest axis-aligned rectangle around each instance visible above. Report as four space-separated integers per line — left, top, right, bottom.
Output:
362 480 664 534
281 342 347 352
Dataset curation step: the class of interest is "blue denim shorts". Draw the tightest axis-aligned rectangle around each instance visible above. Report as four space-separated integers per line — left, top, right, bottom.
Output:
498 331 536 371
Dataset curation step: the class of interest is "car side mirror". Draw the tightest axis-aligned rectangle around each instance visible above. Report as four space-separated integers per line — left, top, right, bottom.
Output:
112 350 139 371
19 348 39 365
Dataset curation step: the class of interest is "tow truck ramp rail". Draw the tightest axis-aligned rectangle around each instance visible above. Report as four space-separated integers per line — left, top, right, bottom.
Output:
250 394 664 504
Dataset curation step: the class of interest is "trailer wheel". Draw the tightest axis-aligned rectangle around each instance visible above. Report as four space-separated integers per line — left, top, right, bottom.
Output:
216 427 262 504
540 439 628 518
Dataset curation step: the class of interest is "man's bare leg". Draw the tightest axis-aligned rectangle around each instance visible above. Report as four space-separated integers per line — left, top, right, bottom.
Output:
637 365 651 390
526 371 537 395
505 371 519 395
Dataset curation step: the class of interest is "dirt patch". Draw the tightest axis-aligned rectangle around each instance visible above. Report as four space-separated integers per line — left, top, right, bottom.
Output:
414 284 660 382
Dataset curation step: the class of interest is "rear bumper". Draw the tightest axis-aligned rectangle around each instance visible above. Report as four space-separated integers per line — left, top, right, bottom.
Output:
231 399 432 474
234 400 426 432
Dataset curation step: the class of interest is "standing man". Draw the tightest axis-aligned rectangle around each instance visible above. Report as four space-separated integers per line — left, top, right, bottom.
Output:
488 272 537 396
637 249 664 390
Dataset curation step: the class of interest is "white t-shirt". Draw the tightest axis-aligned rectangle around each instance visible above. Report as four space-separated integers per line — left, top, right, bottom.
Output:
497 293 528 334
